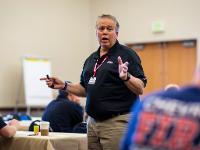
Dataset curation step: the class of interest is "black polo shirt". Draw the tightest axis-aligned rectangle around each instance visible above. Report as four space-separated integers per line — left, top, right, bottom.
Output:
80 41 147 120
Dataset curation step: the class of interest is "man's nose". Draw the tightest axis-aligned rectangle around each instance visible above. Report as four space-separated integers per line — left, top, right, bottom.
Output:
102 28 109 33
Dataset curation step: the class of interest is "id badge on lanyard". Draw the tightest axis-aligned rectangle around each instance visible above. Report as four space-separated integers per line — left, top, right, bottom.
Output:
88 77 96 85
88 56 108 85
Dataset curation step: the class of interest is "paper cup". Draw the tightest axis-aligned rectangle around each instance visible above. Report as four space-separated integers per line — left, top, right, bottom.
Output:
40 121 49 136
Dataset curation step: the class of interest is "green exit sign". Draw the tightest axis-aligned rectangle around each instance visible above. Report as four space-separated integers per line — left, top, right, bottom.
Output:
151 21 165 33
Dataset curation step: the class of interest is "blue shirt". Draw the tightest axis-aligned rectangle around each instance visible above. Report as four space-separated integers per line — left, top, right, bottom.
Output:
121 86 200 150
42 95 83 132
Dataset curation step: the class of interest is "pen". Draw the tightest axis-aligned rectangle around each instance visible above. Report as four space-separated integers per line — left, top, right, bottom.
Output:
28 134 37 136
46 74 55 88
46 74 50 79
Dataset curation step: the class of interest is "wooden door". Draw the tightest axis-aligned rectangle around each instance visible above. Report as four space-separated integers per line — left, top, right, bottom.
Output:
163 41 196 86
128 40 197 95
130 43 164 94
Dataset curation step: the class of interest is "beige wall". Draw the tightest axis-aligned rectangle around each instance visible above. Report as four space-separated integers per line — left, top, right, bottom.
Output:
1 0 200 107
0 0 91 107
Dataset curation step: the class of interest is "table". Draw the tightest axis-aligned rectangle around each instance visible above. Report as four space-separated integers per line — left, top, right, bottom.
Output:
0 131 87 150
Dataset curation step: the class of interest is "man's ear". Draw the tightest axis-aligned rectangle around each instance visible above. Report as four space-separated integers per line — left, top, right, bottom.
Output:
96 30 98 37
115 31 119 37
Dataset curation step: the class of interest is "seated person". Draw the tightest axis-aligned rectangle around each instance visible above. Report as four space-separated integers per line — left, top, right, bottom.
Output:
121 71 200 150
0 118 19 138
42 90 83 132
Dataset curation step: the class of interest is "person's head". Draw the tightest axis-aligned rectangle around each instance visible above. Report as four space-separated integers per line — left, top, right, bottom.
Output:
58 90 68 98
164 84 180 92
96 14 119 50
67 93 81 105
58 90 80 105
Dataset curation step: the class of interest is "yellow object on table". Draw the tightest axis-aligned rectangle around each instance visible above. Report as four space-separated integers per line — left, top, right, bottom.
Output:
34 125 39 135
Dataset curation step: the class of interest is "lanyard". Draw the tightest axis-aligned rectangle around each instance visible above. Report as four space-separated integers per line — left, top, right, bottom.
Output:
93 56 108 77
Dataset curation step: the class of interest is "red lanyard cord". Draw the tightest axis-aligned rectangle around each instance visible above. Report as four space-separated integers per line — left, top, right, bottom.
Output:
93 56 108 77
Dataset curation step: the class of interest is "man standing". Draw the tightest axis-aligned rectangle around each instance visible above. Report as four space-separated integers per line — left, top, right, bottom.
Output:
41 14 146 150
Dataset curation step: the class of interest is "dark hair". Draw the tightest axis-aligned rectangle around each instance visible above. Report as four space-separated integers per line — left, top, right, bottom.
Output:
58 90 68 98
96 14 120 32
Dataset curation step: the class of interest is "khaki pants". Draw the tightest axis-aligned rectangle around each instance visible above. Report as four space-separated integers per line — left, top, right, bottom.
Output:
87 114 130 150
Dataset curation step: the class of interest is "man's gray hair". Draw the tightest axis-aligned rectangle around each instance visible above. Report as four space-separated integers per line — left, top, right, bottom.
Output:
96 14 120 32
